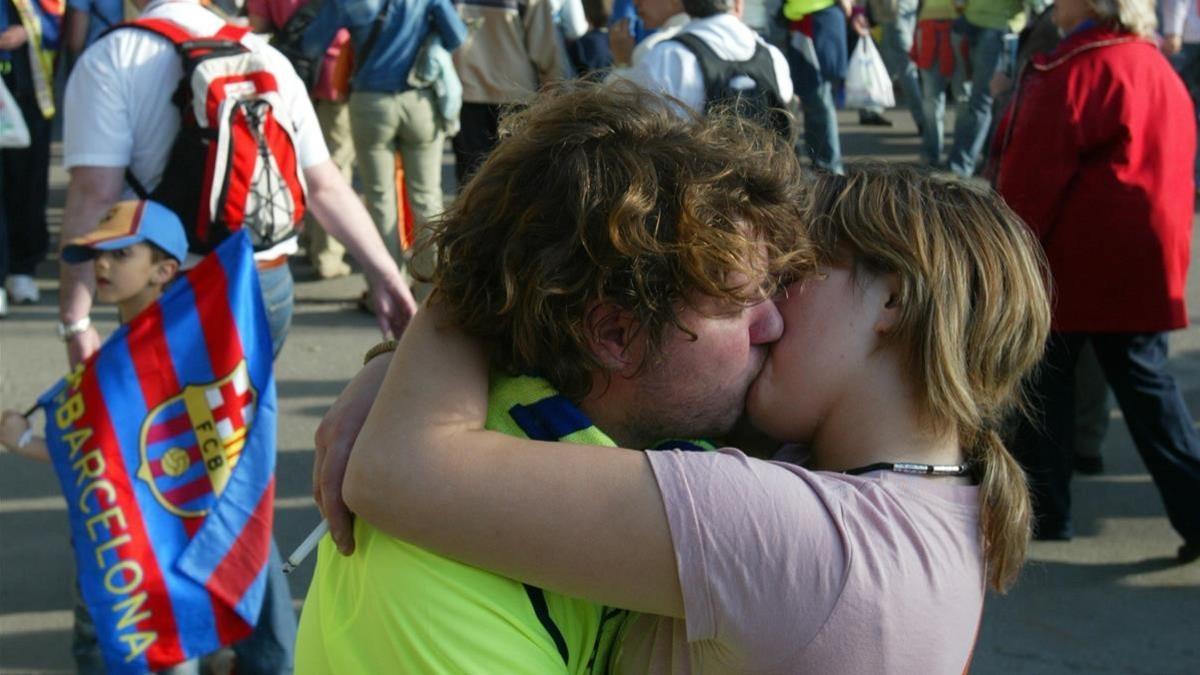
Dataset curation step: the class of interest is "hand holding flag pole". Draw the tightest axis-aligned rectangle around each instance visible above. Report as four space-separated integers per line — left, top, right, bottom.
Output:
17 403 39 449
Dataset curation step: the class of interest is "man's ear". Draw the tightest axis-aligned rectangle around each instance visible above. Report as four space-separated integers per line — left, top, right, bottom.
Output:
151 259 180 286
584 301 642 374
874 272 903 335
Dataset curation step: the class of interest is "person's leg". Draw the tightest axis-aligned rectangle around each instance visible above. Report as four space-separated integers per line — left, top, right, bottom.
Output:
1073 342 1111 474
1011 332 1085 539
918 65 947 165
453 102 501 186
349 91 404 266
306 100 352 279
0 153 8 317
1171 44 1200 191
71 577 106 674
788 30 843 173
228 265 298 671
230 541 297 675
878 0 924 130
394 87 446 300
1 48 51 298
947 26 1003 177
1090 332 1200 548
258 263 295 358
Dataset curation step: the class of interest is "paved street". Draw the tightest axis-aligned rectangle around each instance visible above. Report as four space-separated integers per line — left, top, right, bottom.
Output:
1 110 1198 673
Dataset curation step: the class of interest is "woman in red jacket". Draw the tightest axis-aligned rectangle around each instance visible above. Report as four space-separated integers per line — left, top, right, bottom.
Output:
994 0 1200 562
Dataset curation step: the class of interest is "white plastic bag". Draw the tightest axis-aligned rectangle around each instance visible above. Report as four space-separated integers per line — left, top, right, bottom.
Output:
0 78 30 149
844 37 895 111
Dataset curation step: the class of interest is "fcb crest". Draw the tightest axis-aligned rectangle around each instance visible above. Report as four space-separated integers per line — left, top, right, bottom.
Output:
137 361 257 518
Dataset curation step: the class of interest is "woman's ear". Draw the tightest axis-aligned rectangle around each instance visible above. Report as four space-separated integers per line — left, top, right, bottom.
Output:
874 273 902 335
583 301 642 374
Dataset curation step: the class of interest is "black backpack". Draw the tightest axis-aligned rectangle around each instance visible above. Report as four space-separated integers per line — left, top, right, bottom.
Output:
670 32 792 141
271 0 328 91
271 0 392 93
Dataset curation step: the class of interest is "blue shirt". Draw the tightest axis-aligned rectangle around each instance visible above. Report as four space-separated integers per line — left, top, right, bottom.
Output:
303 0 466 93
66 0 122 49
608 0 652 42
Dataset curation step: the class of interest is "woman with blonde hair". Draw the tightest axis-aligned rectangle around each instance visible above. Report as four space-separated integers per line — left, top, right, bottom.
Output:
993 0 1200 559
314 162 1051 672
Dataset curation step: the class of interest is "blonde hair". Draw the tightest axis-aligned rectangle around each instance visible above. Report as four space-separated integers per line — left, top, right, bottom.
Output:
802 164 1051 592
1088 0 1157 37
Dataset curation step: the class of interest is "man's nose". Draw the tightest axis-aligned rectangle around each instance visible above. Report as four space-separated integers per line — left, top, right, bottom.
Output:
749 300 783 345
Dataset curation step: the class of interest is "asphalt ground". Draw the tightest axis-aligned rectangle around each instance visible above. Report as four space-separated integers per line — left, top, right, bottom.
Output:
1 109 1198 673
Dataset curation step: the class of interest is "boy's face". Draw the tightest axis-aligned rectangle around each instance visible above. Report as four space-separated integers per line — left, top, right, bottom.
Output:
93 243 173 305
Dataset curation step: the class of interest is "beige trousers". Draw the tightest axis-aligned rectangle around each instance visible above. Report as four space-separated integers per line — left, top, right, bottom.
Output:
348 87 444 297
306 99 353 277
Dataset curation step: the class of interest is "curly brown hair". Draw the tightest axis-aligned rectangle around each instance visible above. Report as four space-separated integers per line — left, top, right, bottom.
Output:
425 82 811 400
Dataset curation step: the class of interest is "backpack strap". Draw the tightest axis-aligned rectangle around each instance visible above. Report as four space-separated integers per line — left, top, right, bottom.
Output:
670 32 730 108
101 19 250 200
103 17 196 46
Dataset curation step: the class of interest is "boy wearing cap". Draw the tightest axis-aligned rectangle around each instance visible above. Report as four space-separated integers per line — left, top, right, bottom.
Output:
0 200 204 674
1 198 187 458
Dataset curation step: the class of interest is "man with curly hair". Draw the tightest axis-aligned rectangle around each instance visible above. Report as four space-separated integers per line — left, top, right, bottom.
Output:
296 83 812 673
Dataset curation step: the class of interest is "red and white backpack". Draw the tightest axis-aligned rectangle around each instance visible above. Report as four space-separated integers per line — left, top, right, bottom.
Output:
115 18 307 254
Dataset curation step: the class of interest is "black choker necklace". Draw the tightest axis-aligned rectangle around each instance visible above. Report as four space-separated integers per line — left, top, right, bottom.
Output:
842 461 975 478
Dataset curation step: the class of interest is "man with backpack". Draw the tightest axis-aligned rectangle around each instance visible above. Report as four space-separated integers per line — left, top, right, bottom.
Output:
247 0 357 280
622 0 793 140
300 0 466 298
57 0 418 670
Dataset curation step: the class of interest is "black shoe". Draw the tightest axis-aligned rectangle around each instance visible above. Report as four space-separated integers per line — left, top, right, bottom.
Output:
1179 542 1200 564
858 110 894 127
1074 454 1105 475
1033 519 1074 541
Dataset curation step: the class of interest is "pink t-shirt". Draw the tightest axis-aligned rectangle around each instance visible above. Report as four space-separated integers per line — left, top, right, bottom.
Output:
619 447 985 674
245 0 351 101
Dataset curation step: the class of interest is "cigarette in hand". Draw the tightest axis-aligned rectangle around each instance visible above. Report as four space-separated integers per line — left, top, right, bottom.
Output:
283 520 330 574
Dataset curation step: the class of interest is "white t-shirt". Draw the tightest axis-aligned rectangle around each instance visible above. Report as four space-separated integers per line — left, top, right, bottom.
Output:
615 447 985 674
625 13 793 117
63 0 330 198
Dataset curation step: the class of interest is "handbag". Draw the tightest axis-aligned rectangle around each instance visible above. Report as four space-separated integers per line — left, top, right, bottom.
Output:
844 36 895 110
0 78 31 149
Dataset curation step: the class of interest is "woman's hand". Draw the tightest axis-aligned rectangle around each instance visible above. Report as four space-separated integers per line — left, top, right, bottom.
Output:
312 353 395 554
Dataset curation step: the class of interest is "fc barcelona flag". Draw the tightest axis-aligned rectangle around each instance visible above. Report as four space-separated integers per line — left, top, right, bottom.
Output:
37 231 276 673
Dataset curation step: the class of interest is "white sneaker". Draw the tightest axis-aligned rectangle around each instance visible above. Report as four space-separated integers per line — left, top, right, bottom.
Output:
6 274 39 304
0 288 7 318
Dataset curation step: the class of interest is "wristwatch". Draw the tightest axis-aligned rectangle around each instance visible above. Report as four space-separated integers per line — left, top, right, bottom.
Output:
56 316 92 342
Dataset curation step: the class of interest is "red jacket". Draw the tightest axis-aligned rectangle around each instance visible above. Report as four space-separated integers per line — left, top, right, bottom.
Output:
995 26 1197 333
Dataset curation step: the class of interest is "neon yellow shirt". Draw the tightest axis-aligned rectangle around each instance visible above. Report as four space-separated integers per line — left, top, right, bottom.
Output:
295 375 621 674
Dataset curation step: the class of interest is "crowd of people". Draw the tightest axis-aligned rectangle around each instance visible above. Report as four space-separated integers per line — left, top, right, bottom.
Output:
0 0 1199 670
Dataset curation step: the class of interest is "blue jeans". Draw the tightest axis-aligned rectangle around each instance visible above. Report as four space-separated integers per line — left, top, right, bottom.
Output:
788 14 846 173
247 261 298 673
868 0 925 129
258 262 295 358
1169 43 1200 189
918 48 970 165
1013 332 1200 545
947 24 1006 177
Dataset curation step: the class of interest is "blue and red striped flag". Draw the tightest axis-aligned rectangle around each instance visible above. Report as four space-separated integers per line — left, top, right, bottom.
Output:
37 231 276 673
